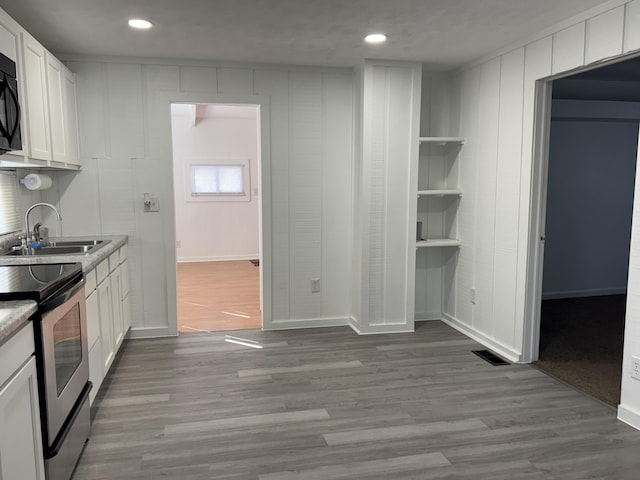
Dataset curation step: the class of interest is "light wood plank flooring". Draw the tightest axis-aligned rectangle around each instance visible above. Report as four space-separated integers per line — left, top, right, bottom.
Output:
177 261 261 333
73 321 640 479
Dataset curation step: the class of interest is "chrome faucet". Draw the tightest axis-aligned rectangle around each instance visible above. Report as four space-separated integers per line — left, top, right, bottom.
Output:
24 203 61 245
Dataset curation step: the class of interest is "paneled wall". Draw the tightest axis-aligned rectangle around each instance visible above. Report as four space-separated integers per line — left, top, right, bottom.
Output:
449 0 640 429
51 61 354 335
351 61 421 334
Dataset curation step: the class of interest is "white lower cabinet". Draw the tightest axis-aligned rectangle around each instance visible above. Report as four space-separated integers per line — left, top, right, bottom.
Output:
85 246 130 406
0 326 45 480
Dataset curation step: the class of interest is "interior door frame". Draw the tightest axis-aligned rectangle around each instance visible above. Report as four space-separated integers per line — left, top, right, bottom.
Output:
159 92 272 335
522 53 640 363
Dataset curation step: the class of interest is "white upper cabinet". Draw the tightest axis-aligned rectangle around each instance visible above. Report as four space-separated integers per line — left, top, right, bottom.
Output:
0 5 81 169
0 10 27 159
62 67 80 165
45 53 80 166
20 33 51 163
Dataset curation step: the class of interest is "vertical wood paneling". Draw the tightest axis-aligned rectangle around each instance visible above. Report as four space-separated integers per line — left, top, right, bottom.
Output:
624 0 640 53
383 67 416 325
65 62 108 159
585 6 624 64
105 64 145 159
552 23 586 74
513 36 552 353
455 66 481 327
322 73 353 317
289 72 323 319
365 66 387 326
180 66 217 92
254 70 291 324
473 58 501 336
492 48 525 348
217 67 254 94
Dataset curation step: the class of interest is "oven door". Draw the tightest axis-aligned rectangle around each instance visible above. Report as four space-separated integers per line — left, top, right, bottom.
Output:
39 280 88 446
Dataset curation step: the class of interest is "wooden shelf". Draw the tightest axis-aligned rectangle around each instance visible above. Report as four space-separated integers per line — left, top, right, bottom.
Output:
419 137 465 145
416 239 462 248
417 189 462 197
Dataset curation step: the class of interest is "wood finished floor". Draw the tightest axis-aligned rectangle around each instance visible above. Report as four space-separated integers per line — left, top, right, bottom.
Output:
73 321 640 480
177 261 261 333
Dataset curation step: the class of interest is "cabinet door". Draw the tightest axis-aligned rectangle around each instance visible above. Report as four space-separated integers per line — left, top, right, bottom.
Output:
0 357 45 480
20 33 51 162
62 67 80 166
45 53 67 164
111 265 124 348
98 278 114 372
0 12 27 159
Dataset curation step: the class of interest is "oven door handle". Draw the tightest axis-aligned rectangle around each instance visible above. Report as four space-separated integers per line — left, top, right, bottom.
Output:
40 277 85 314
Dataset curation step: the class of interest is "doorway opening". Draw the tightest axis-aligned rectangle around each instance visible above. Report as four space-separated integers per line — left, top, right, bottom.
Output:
170 103 262 333
527 56 640 406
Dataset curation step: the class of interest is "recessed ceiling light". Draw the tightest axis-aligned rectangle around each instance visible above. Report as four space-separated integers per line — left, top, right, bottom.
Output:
128 19 153 29
365 33 387 44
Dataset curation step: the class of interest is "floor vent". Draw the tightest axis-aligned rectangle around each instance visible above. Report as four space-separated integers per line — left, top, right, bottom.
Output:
472 349 510 366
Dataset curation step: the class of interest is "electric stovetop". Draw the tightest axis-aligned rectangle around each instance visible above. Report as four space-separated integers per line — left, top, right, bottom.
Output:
0 263 83 302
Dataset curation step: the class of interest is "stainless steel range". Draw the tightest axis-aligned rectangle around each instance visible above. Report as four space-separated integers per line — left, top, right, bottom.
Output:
0 263 90 480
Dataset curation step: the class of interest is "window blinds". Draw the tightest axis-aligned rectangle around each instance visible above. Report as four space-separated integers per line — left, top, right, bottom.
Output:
0 172 21 235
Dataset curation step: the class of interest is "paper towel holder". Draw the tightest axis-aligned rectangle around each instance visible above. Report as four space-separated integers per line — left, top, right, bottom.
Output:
20 173 53 191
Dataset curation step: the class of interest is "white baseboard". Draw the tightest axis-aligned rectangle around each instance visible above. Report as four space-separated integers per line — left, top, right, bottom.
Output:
441 313 522 363
177 254 259 263
618 404 640 431
415 311 443 322
127 326 177 339
264 316 349 331
542 287 626 300
348 320 415 335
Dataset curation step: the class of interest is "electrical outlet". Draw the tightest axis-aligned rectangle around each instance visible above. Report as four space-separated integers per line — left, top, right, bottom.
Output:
470 287 476 304
632 356 640 380
311 278 320 293
176 240 181 248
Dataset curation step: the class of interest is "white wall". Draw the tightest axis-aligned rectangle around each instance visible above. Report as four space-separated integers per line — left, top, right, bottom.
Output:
448 0 640 429
171 107 259 262
351 60 421 334
51 61 354 335
543 118 638 299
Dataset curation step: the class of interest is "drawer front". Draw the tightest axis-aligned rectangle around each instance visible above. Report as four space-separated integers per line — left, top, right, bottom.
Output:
84 268 97 295
96 259 109 285
0 323 34 389
85 290 100 350
108 250 120 273
119 244 128 263
121 259 130 299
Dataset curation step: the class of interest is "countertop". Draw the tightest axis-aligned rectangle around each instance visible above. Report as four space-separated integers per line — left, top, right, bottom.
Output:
0 235 127 348
0 300 37 347
0 235 128 272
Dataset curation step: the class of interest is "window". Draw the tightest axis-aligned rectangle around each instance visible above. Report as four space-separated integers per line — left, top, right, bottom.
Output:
184 159 251 203
0 171 20 235
191 165 245 196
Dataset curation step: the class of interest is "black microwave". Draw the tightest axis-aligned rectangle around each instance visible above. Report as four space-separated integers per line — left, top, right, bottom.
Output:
0 51 21 154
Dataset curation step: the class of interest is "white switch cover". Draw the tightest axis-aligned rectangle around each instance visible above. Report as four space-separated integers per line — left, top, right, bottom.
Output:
143 194 160 212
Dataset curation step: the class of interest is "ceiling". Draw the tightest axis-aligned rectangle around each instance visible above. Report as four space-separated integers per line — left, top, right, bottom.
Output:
0 0 611 69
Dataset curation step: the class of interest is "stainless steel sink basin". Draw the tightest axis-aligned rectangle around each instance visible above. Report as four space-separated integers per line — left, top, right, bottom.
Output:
5 239 111 256
50 240 107 248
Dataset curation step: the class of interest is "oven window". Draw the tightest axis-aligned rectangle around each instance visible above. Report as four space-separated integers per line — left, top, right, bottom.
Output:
53 303 83 396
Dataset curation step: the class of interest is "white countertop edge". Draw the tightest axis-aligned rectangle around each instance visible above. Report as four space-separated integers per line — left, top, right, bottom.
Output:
0 300 38 347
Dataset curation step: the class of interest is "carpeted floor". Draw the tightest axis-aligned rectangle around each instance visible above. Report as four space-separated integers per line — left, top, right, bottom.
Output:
534 295 626 407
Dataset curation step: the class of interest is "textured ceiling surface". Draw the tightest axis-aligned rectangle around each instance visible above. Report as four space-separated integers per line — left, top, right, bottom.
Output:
0 0 611 68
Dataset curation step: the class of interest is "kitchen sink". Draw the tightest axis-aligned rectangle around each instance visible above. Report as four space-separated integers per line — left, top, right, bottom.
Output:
4 239 111 256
